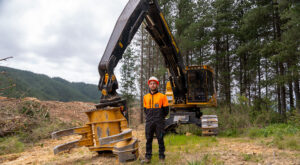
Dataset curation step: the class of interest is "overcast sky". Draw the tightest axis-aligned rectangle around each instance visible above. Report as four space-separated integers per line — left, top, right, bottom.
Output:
0 0 128 85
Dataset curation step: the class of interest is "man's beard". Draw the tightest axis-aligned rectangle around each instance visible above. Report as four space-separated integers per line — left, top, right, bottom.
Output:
150 88 158 93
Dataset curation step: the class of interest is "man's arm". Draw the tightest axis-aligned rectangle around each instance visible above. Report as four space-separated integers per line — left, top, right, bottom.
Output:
143 95 148 114
162 95 169 118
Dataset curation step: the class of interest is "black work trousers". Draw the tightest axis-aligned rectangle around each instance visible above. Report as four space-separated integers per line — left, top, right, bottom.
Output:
145 121 165 159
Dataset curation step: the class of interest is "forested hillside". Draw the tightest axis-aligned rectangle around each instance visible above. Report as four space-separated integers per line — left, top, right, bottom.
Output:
120 0 300 123
0 66 100 102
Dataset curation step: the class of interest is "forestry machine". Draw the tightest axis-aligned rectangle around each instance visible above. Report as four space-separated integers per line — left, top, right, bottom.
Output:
51 0 217 162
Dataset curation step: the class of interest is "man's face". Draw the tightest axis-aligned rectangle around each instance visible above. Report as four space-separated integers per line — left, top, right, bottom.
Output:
149 81 158 91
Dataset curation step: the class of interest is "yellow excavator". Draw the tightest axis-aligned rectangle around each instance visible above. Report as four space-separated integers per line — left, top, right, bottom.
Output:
51 0 218 162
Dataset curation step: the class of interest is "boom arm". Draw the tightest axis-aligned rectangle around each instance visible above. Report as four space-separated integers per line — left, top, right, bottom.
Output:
98 0 187 103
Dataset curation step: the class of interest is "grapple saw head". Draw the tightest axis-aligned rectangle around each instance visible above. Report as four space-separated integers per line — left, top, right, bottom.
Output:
51 101 139 163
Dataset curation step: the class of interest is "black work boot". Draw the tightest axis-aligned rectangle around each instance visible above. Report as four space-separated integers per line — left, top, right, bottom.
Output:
141 157 151 164
159 155 165 163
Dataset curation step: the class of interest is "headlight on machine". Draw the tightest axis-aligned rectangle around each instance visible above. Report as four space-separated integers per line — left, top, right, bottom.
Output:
167 96 173 101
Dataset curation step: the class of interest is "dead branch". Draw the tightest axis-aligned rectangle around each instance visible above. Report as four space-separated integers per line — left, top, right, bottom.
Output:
0 56 13 61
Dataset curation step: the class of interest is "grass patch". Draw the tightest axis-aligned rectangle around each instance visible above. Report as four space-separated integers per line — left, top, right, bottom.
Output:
218 129 242 137
187 154 224 165
244 123 300 151
164 134 218 148
241 153 263 162
0 136 25 155
148 134 219 164
246 123 300 138
268 133 300 151
74 159 90 165
175 124 202 135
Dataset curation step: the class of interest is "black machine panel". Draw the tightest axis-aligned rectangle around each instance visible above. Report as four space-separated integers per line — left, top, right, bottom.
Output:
187 69 214 103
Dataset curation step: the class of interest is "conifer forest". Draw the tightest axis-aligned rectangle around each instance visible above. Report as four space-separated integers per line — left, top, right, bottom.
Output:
120 0 300 124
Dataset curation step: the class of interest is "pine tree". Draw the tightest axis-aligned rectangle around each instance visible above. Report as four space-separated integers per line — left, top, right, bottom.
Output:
211 0 236 108
120 47 137 104
279 1 300 113
175 0 196 66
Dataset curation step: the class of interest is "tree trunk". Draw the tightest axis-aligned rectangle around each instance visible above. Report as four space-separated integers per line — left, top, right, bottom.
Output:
289 80 294 109
226 35 231 111
265 60 269 111
215 38 220 94
294 77 300 113
239 54 243 96
276 63 282 115
274 1 286 121
279 62 287 120
287 61 295 110
186 50 189 66
258 57 261 101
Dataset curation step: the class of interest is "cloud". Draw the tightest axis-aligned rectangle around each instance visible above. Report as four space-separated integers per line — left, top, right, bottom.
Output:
0 0 128 84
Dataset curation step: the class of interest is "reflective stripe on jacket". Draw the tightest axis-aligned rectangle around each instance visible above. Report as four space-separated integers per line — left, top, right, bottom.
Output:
143 91 169 122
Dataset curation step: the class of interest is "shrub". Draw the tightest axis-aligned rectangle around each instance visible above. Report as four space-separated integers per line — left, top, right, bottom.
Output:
269 133 300 151
202 94 299 137
175 124 202 135
0 136 25 155
19 120 74 143
203 103 252 137
0 99 77 155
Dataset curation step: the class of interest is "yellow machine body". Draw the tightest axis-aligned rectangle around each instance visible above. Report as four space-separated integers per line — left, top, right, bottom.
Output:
165 65 218 135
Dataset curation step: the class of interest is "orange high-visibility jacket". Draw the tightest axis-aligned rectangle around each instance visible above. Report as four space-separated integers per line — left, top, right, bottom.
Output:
143 91 169 122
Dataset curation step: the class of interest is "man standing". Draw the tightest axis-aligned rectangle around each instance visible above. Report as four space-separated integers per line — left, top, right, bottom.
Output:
143 76 169 163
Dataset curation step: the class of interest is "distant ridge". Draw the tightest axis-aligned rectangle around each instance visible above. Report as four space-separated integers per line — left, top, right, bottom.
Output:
0 66 100 103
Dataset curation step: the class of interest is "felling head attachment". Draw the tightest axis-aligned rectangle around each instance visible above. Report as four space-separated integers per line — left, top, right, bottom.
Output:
51 104 139 162
98 72 120 103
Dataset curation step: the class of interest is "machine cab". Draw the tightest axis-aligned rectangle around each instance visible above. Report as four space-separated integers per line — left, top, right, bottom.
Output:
165 65 217 107
186 65 217 107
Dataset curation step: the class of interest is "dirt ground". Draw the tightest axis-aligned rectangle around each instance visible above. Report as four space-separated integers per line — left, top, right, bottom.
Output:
0 128 299 165
0 98 300 165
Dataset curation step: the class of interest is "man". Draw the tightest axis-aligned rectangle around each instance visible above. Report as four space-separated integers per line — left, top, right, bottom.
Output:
143 76 169 163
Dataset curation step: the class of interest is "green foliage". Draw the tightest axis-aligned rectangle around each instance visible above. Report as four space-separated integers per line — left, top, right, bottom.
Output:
202 94 299 137
175 124 202 135
148 134 220 164
246 123 300 138
164 134 218 150
207 103 252 137
0 100 77 155
268 132 300 151
19 119 74 143
0 136 25 155
0 66 100 102
15 101 76 143
19 101 50 119
120 47 137 104
244 123 300 151
241 153 263 162
287 110 300 126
